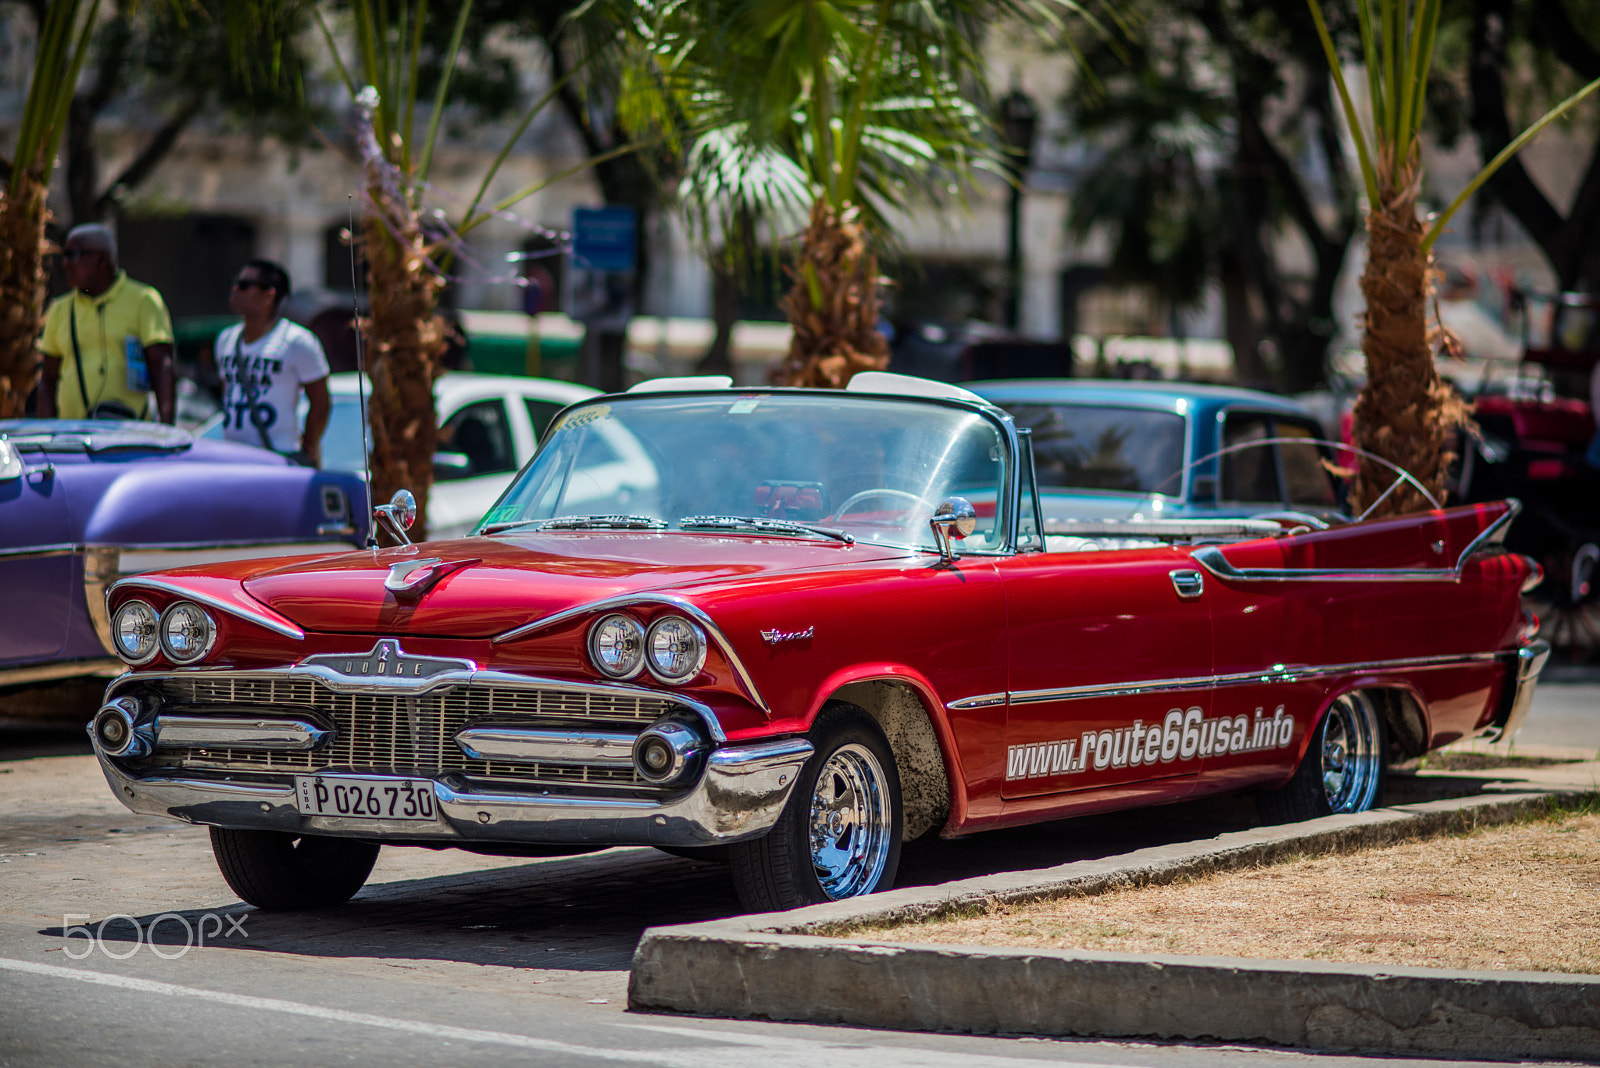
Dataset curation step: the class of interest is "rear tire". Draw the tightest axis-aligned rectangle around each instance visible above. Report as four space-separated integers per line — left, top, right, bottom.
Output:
729 705 903 911
1258 692 1387 823
210 828 379 910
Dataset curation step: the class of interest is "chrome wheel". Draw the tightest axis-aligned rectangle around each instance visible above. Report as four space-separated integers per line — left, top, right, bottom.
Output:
1320 693 1383 813
807 742 894 900
729 708 903 911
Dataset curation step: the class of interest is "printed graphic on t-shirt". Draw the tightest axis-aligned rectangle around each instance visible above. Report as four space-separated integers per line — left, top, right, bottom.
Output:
222 350 285 438
215 320 330 454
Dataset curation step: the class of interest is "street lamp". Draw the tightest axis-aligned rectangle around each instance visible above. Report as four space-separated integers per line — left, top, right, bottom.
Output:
1000 88 1038 331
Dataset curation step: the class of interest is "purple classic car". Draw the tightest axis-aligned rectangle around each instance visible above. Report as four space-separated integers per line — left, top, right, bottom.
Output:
0 420 368 695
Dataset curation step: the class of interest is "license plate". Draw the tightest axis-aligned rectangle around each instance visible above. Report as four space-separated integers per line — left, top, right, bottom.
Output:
294 775 438 821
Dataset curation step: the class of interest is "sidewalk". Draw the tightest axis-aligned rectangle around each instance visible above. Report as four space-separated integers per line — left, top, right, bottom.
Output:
630 761 1600 1061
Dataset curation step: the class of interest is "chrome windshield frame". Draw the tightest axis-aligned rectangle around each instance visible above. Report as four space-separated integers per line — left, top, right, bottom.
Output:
473 388 1026 556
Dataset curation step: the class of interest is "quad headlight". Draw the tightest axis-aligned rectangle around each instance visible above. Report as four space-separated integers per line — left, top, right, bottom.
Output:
111 599 159 664
589 613 645 679
158 601 216 664
645 616 706 684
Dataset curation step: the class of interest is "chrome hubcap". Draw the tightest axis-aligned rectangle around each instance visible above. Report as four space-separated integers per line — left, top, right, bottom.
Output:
1320 694 1381 813
808 743 893 899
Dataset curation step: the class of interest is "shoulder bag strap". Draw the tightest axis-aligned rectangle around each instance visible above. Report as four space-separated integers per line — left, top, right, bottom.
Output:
69 302 92 416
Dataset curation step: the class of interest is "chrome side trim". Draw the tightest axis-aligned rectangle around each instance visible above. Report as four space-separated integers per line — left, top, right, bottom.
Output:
492 592 771 717
1193 549 1449 583
1191 500 1522 584
109 576 305 641
112 667 729 743
454 726 637 765
1008 651 1503 706
946 692 1008 711
0 659 123 687
97 736 815 847
154 715 329 751
10 539 350 565
0 543 77 559
1459 498 1521 560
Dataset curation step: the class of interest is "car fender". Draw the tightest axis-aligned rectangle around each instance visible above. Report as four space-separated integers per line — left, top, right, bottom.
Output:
803 661 972 834
79 463 365 546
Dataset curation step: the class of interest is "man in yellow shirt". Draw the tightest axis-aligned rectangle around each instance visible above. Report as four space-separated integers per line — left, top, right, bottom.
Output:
38 224 175 423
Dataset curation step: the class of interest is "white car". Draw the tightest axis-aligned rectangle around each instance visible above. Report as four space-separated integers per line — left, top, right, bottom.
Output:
327 373 607 540
204 372 606 540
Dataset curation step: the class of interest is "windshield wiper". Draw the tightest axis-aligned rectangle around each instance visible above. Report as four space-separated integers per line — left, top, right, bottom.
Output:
483 514 668 534
678 515 854 544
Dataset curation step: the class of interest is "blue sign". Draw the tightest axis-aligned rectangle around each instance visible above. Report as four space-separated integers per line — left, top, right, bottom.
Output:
572 206 638 272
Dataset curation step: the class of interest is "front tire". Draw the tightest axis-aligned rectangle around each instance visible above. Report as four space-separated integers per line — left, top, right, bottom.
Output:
1258 691 1387 823
729 706 903 911
210 828 379 910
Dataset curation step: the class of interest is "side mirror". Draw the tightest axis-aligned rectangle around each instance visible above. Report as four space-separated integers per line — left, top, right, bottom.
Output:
374 488 417 545
929 496 977 563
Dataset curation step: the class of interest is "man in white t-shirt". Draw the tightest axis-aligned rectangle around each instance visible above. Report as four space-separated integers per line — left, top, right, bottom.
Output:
215 260 331 466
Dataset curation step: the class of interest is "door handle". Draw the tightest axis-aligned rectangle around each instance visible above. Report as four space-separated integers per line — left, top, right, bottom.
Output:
1170 569 1204 600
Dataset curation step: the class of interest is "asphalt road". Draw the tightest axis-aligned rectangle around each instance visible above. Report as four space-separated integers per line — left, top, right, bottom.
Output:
0 673 1595 1068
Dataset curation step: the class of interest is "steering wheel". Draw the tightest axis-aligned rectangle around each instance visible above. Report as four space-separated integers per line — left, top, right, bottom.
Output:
836 488 930 517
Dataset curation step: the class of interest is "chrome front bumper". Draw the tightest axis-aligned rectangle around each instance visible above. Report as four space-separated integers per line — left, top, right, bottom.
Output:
95 737 813 847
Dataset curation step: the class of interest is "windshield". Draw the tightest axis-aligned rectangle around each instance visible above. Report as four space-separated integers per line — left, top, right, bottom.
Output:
1002 403 1186 496
480 393 1011 552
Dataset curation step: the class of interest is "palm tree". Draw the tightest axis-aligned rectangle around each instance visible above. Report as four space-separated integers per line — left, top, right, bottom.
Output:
627 0 1106 388
1 1 307 419
1306 0 1600 515
319 0 640 538
1063 32 1225 357
0 0 101 418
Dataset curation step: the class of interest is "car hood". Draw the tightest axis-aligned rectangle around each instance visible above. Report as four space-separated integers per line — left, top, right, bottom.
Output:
240 532 905 637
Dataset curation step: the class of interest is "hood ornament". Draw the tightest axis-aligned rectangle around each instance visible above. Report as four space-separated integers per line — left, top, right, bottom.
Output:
384 556 478 597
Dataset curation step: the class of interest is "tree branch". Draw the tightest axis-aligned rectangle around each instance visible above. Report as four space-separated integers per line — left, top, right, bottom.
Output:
94 90 206 218
1553 146 1600 284
1470 0 1566 268
1538 0 1600 81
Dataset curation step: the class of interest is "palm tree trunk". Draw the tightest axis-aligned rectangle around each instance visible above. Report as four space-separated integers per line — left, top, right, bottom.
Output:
1349 159 1466 516
0 164 51 418
361 189 446 540
772 199 889 388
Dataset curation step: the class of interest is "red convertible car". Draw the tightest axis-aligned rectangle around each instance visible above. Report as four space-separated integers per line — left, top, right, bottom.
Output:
91 374 1548 912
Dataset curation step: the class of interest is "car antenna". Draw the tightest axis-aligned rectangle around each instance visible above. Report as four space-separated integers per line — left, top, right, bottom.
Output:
348 195 378 549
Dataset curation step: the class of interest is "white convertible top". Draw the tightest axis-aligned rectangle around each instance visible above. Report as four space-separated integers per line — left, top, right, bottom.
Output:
623 371 987 404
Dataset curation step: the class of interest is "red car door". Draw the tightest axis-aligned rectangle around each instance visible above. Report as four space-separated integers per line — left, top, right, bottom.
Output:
996 547 1214 803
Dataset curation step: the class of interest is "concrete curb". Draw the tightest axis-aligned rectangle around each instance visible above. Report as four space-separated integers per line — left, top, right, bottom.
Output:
630 783 1600 1059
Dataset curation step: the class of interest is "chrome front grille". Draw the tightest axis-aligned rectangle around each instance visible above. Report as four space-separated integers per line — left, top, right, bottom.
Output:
146 676 679 791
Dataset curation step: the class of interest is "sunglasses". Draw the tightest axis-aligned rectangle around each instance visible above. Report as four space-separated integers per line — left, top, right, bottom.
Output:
60 248 101 262
232 278 270 291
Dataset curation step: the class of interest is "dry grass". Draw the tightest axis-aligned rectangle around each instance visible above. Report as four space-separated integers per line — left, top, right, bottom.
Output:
861 806 1600 974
